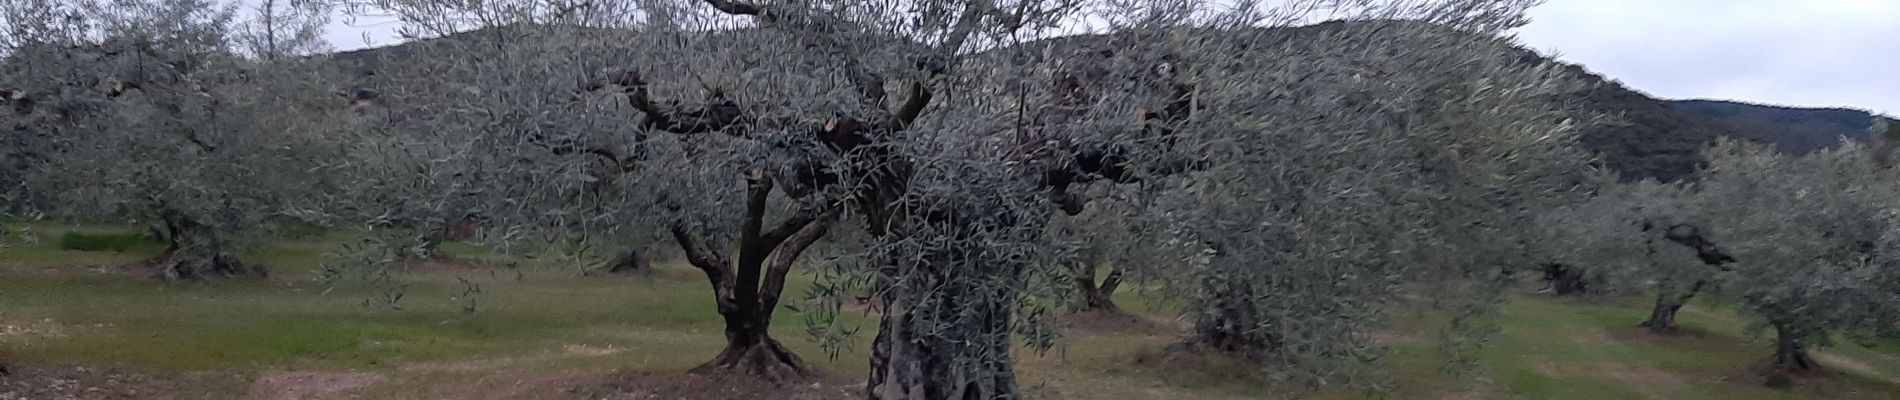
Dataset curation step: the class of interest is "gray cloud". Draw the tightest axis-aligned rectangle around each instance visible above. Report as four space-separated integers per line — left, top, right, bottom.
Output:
1517 0 1900 114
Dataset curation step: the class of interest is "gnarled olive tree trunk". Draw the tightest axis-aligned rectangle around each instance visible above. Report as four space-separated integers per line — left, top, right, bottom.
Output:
867 265 1022 400
1640 223 1733 333
671 170 833 380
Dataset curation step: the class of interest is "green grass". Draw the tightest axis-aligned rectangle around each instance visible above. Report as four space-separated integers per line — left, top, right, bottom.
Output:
55 231 158 253
4 222 1900 399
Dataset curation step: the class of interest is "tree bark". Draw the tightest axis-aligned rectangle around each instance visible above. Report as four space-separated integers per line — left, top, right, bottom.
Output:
1639 280 1703 333
691 311 811 380
1772 323 1817 372
598 7 1181 394
1189 273 1277 358
1539 263 1588 296
868 273 1020 400
1072 262 1122 313
148 213 264 281
1639 299 1683 333
590 248 648 275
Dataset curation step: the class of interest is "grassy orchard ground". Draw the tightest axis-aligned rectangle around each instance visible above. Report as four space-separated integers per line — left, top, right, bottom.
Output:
2 222 1899 399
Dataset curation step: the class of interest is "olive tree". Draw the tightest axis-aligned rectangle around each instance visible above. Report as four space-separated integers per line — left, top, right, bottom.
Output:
344 0 1169 393
344 0 1598 397
1046 186 1177 314
1526 176 1664 297
5 0 350 279
1875 116 1898 168
0 0 96 214
1695 139 1900 375
1139 19 1598 386
1616 180 1735 333
1529 177 1736 332
323 8 852 378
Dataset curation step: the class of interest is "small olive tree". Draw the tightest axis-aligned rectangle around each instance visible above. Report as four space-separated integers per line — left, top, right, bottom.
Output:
1695 139 1900 376
1528 177 1736 332
1618 180 1736 333
1527 176 1664 298
1045 183 1181 314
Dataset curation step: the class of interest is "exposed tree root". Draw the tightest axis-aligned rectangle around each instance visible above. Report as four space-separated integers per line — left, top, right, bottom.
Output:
147 247 266 281
689 336 814 383
587 249 649 276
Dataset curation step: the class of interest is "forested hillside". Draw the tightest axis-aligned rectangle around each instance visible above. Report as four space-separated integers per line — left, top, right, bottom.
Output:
1671 99 1883 154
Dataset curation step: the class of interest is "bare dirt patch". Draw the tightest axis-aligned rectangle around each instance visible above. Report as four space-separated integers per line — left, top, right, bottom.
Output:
565 371 858 400
1531 361 1685 385
403 255 483 272
1529 361 1690 398
1058 310 1174 336
0 315 68 343
398 357 522 374
1369 329 1424 345
1126 346 1268 384
1604 324 1717 347
0 363 226 400
837 296 883 316
244 371 383 400
1594 364 1687 386
1560 326 1613 344
1813 352 1899 384
562 344 623 357
400 343 626 374
1715 361 1893 398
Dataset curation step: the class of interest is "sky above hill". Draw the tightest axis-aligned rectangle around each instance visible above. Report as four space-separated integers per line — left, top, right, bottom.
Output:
312 0 1899 114
1516 0 1898 114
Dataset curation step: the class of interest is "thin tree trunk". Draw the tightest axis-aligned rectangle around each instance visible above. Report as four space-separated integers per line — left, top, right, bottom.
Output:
1072 262 1122 313
1639 299 1683 332
1639 280 1704 333
1772 322 1817 372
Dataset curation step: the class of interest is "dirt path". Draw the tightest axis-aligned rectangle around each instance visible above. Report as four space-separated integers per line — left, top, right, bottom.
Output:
244 372 384 400
1814 352 1900 385
0 364 230 400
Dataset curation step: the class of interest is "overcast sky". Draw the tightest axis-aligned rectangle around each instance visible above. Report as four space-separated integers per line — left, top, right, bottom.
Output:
315 0 1899 114
1518 0 1898 114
